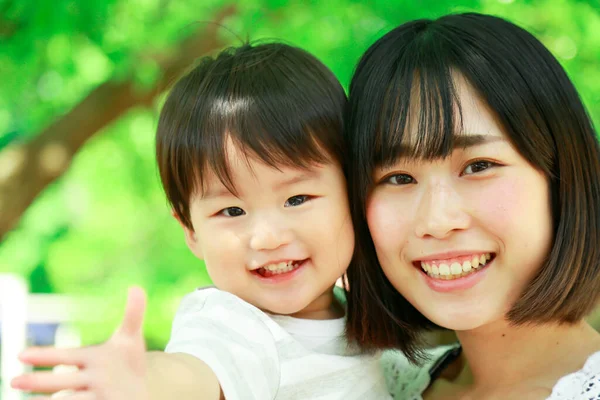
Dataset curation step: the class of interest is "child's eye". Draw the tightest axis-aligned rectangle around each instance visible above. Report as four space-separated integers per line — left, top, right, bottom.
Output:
461 160 499 176
285 195 310 207
384 174 416 185
219 207 245 217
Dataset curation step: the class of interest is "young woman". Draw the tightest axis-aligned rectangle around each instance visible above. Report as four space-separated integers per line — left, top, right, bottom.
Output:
344 13 600 399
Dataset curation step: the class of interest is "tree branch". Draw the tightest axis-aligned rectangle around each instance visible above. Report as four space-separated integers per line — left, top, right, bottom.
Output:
0 5 237 242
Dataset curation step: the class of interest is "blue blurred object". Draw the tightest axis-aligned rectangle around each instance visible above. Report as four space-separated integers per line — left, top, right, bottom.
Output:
0 322 59 347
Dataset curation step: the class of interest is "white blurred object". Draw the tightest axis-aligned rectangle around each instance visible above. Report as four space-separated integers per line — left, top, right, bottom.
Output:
0 274 28 400
0 274 98 400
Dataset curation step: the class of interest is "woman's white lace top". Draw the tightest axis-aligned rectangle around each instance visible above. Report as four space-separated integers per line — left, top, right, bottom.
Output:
548 351 600 400
383 346 600 400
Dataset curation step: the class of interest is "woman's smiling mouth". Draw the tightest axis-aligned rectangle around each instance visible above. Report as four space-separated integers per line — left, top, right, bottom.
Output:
415 252 496 280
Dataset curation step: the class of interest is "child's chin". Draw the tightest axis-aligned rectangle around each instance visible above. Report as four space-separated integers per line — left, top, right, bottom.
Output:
264 299 309 316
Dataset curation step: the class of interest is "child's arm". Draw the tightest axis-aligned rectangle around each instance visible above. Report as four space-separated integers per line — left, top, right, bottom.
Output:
11 288 223 400
146 351 223 399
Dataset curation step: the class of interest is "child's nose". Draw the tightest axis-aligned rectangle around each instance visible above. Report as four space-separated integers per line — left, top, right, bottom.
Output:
249 215 293 251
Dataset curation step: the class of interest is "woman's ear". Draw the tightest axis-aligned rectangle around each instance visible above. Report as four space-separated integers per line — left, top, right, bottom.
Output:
172 210 203 259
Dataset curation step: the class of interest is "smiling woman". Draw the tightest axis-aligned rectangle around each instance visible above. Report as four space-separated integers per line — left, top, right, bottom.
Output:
344 12 600 400
366 76 553 331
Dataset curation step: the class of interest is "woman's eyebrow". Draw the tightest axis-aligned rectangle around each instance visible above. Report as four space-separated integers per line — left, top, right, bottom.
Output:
384 134 507 163
453 133 507 148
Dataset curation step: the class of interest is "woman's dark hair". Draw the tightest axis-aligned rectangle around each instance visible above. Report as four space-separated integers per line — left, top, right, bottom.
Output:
344 12 600 361
156 42 347 229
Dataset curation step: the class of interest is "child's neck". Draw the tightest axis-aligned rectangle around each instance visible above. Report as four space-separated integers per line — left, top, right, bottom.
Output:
289 287 345 320
454 319 600 391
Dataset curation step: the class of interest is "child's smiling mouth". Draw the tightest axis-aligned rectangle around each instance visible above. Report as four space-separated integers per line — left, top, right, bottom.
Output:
253 259 308 278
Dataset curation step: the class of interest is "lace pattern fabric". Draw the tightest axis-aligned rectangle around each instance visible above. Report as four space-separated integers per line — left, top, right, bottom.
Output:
382 345 459 400
549 351 600 400
385 347 600 400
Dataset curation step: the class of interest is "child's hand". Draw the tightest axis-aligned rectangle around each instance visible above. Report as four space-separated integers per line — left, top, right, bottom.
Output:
11 287 148 400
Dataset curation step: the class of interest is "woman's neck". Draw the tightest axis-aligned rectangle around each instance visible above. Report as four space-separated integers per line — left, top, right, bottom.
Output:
454 319 600 390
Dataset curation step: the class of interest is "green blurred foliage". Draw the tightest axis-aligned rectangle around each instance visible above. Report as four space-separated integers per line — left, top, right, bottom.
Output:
0 0 598 349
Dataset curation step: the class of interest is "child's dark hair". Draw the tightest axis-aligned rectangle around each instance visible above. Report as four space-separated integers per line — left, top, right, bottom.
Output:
344 13 600 362
156 42 347 229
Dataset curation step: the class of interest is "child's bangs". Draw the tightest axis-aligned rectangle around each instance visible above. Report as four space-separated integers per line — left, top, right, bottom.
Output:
374 54 462 167
192 93 340 197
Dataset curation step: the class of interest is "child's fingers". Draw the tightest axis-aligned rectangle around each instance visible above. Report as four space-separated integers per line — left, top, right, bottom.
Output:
50 391 95 400
11 371 87 393
19 346 88 367
115 286 147 338
28 392 94 400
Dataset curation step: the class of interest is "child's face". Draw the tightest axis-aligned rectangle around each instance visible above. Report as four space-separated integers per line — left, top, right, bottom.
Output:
182 140 354 318
366 77 553 331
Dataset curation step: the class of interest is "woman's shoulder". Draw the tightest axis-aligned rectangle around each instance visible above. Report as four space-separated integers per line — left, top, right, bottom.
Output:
548 351 600 400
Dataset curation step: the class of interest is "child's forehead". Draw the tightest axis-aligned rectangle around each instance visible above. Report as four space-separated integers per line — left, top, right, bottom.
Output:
198 156 333 198
192 132 341 199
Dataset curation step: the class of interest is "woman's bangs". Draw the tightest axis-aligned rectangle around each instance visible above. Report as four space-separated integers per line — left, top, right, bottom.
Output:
374 55 462 167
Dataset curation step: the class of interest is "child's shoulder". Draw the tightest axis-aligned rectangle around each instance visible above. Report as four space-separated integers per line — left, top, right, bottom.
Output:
167 287 282 400
179 286 247 308
174 287 278 330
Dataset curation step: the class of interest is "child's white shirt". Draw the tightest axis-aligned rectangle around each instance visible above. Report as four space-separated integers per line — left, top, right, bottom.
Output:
165 287 393 400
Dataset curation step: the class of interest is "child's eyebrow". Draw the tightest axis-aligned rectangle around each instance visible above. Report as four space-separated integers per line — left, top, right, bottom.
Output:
273 169 321 191
200 169 322 200
200 185 234 201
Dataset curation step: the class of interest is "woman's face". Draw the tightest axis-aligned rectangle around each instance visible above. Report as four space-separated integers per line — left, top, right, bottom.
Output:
366 77 553 331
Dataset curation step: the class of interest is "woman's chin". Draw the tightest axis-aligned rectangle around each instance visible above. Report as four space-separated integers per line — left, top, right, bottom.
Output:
421 308 491 332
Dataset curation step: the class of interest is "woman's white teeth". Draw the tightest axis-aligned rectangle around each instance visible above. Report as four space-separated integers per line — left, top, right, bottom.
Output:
421 253 492 279
261 261 296 274
439 264 450 275
450 263 462 275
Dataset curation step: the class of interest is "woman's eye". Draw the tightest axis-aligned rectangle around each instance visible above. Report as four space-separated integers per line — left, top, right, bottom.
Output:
462 160 497 175
285 195 310 207
219 207 245 217
385 174 415 185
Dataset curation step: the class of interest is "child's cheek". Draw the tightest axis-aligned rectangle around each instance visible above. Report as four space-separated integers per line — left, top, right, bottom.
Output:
201 230 244 272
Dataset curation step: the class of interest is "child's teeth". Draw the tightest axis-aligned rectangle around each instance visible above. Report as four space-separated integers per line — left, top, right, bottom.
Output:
261 261 297 274
472 256 479 269
432 265 439 275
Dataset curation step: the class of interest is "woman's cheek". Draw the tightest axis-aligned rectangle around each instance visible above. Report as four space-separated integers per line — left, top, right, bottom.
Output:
366 191 410 249
473 178 529 234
